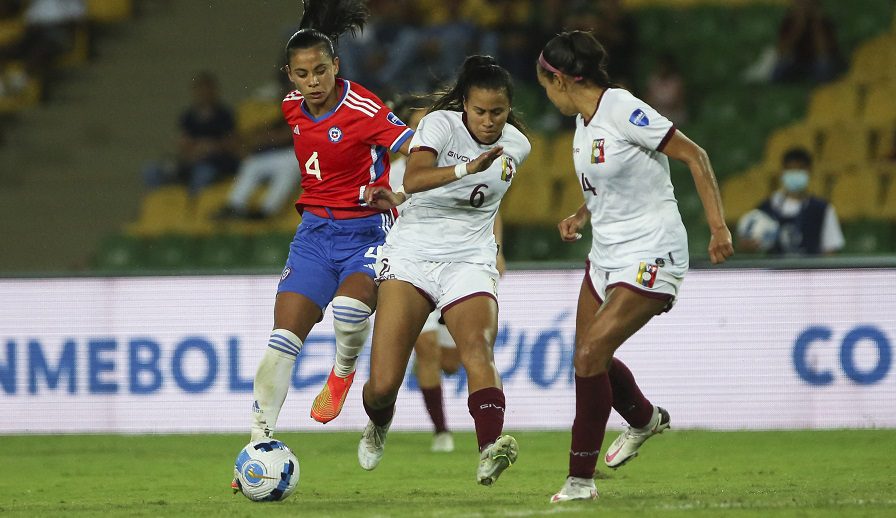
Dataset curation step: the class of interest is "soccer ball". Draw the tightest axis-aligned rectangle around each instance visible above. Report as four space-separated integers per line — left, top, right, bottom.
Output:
233 440 300 501
736 209 780 252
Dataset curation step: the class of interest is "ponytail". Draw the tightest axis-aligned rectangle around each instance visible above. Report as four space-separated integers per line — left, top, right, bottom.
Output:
537 30 619 88
429 55 528 134
286 0 368 60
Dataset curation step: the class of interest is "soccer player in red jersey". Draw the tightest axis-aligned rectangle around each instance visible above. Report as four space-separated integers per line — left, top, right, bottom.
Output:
249 0 413 441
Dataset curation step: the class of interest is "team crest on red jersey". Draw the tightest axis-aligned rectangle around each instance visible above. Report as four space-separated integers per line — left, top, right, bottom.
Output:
293 124 300 135
328 126 343 143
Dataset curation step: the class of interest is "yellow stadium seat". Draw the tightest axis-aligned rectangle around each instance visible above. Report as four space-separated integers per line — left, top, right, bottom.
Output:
0 18 24 47
56 26 90 68
127 186 190 236
862 80 896 127
806 79 860 128
87 0 133 24
546 131 576 180
828 169 882 221
722 167 774 222
236 99 283 136
849 33 896 84
815 122 871 168
187 181 234 235
763 123 816 165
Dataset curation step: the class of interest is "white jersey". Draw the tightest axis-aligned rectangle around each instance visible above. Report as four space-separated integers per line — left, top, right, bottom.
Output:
573 88 689 271
385 110 530 263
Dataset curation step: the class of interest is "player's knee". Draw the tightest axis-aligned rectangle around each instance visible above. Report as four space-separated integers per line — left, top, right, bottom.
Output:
573 340 612 375
331 296 372 335
365 378 399 408
457 336 494 370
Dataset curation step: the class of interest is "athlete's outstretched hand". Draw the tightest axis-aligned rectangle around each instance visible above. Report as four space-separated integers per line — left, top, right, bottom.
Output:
364 186 406 211
466 146 504 175
708 226 734 264
558 205 590 242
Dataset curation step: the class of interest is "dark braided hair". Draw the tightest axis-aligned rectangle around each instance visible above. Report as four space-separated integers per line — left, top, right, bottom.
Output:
537 30 620 88
429 55 528 134
286 0 368 61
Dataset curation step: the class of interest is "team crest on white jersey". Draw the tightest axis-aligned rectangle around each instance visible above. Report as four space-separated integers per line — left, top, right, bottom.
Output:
591 139 606 164
629 109 650 127
500 156 515 181
328 126 343 143
293 124 300 135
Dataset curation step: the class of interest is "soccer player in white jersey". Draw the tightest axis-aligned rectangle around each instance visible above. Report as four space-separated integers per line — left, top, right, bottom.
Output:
535 31 734 503
357 55 531 486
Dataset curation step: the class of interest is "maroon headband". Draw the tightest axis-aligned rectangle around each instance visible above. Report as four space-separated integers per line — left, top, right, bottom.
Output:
538 51 583 81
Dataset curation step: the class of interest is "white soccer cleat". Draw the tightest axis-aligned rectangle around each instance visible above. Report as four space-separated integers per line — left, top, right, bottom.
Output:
550 476 598 503
476 435 518 486
604 406 670 468
358 419 391 471
431 431 454 453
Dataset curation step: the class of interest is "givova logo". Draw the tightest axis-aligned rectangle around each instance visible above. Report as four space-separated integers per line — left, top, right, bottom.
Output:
793 325 892 385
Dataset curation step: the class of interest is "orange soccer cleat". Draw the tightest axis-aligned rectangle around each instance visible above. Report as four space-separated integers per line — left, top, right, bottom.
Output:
310 368 355 423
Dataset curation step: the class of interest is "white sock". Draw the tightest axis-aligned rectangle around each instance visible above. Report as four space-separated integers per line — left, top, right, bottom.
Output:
251 329 302 441
331 296 372 378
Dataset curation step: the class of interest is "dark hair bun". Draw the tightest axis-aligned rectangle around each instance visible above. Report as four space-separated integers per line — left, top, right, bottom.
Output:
463 55 498 71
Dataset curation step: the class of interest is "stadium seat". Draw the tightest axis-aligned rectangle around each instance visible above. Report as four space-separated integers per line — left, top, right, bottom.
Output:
828 170 882 221
127 186 191 236
0 17 24 48
848 33 896 85
806 80 860 128
143 235 198 270
815 122 871 168
763 123 816 165
87 0 133 24
721 166 774 222
248 233 291 270
197 234 252 269
862 80 896 128
188 181 235 235
92 234 145 271
840 219 894 254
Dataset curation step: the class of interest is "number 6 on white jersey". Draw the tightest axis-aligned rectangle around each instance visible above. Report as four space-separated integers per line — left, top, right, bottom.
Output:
305 151 322 181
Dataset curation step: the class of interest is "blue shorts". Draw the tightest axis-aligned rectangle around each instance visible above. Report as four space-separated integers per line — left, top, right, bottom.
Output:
278 211 394 310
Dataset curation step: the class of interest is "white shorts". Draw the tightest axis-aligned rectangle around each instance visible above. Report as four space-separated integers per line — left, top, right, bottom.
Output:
375 252 499 316
586 259 686 312
420 310 456 348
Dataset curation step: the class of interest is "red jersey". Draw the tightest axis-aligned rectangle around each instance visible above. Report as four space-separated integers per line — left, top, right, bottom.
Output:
282 79 413 218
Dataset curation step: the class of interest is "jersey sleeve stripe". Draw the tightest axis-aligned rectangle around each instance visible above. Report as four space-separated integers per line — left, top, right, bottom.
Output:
346 90 380 111
344 98 377 117
410 145 438 155
390 128 414 152
283 90 303 102
657 126 677 152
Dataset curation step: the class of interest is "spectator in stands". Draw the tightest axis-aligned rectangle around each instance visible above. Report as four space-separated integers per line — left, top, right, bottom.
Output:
771 0 843 84
214 91 299 221
738 147 844 255
645 52 689 125
142 72 239 196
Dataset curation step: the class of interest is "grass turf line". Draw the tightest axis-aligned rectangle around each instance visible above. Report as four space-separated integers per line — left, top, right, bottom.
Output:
3 430 896 517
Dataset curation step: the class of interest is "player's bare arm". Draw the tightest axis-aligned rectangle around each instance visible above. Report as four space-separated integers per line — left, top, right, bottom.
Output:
661 131 734 264
403 146 504 194
558 203 590 242
364 185 407 210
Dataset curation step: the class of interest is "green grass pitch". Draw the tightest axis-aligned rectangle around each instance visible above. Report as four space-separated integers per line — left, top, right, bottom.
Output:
4 430 896 517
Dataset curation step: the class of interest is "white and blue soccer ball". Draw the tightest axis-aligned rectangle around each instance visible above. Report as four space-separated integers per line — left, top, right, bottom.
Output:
233 440 300 501
736 209 780 252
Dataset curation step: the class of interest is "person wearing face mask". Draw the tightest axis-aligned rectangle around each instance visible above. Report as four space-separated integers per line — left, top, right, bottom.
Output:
738 147 844 255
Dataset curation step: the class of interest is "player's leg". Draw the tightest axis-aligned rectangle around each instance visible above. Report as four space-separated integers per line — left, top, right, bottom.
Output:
358 279 431 470
414 313 452 452
553 278 668 502
442 292 517 485
252 220 336 440
310 272 377 423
